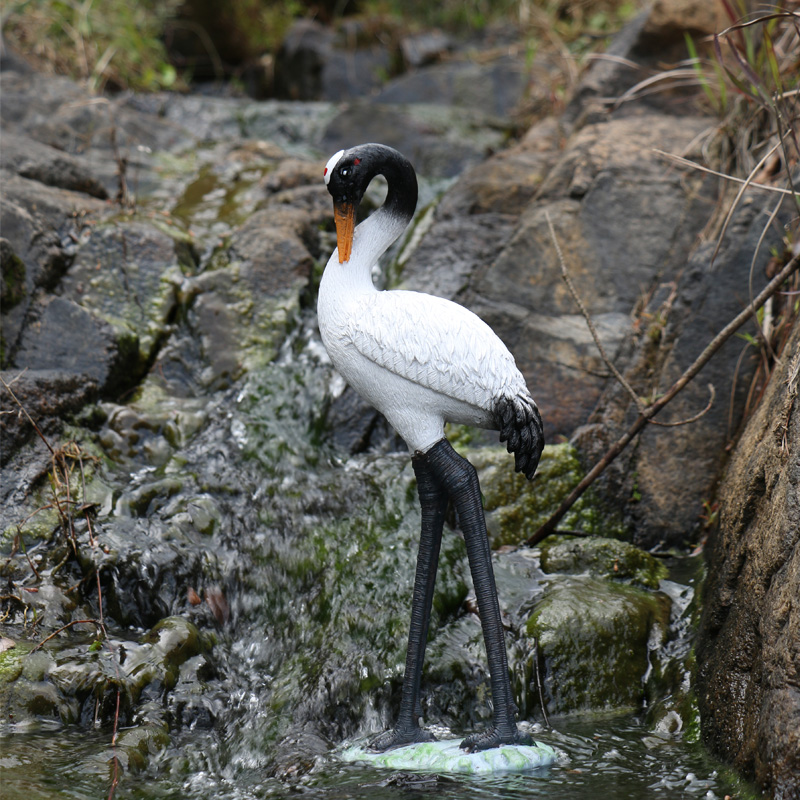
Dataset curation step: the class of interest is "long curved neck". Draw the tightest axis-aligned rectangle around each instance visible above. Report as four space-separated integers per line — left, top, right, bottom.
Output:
343 148 418 290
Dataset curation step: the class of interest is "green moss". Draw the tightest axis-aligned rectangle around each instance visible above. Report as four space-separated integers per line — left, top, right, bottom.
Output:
540 535 668 589
0 247 27 312
525 576 670 714
467 443 628 547
0 644 26 685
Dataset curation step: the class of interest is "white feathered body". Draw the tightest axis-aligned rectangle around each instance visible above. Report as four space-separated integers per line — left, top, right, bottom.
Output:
318 207 533 454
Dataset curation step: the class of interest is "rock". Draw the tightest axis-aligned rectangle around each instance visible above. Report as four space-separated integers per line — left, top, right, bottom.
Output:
0 238 27 315
11 295 135 394
189 206 313 384
322 101 505 179
400 31 452 69
401 213 516 300
1 69 190 196
0 172 104 364
643 0 730 41
0 616 210 740
695 319 800 799
540 535 668 589
273 19 391 102
523 575 670 714
400 117 561 301
464 114 713 439
58 220 187 372
374 54 526 118
0 131 108 199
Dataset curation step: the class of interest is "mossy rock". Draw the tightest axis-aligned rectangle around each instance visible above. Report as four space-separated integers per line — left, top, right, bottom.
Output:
540 535 667 589
0 642 80 726
60 221 187 370
115 722 171 772
131 616 206 692
467 443 628 547
523 576 670 715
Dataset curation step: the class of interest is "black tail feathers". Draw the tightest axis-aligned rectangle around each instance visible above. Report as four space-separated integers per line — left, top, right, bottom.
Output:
494 394 544 481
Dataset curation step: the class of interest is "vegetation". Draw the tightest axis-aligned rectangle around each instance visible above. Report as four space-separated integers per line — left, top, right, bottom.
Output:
3 0 183 91
2 0 643 93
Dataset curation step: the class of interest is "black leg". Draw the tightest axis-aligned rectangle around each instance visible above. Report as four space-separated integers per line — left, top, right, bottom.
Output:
424 439 530 753
368 454 448 752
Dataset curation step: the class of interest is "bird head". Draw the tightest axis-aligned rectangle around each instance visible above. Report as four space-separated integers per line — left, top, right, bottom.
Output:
323 148 370 263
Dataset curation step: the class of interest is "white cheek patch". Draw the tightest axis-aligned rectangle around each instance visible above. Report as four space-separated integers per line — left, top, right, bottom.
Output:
323 150 345 185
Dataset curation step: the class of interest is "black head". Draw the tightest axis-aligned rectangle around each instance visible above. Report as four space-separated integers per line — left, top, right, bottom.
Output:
323 143 417 263
324 143 397 207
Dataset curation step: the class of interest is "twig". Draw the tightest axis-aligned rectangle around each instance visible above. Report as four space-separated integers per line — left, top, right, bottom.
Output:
0 375 55 456
533 636 550 728
526 251 800 546
14 526 41 579
654 149 797 195
649 383 716 427
712 140 785 268
108 689 121 800
29 618 105 653
546 212 645 413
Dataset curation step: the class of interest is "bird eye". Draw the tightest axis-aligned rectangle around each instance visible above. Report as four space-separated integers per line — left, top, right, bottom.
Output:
340 167 350 178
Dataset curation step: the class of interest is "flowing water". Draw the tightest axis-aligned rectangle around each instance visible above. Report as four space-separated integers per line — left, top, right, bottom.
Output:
1 713 748 799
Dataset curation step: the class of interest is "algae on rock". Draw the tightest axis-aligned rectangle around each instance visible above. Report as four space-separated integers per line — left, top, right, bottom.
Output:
468 442 628 547
523 576 670 714
540 534 668 589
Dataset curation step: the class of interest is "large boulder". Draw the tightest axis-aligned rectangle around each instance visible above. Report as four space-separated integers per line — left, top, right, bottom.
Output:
695 318 800 799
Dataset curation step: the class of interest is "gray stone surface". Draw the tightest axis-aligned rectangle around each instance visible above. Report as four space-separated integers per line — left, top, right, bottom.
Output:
696 321 800 800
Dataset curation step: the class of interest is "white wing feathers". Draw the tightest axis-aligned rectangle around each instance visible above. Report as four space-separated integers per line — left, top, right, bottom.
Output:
346 291 525 410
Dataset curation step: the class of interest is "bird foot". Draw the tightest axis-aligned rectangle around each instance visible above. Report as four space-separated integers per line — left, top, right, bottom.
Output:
367 725 437 752
460 725 532 753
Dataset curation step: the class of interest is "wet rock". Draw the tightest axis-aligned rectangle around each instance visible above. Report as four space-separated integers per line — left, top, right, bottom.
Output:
0 173 104 364
114 722 171 772
96 381 208 465
523 576 670 714
189 207 313 384
0 616 210 740
540 535 667 589
58 220 187 372
0 131 108 199
0 642 79 726
695 320 800 799
325 385 402 455
11 295 135 394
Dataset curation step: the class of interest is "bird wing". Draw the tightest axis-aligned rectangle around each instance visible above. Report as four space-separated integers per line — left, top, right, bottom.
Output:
345 290 525 408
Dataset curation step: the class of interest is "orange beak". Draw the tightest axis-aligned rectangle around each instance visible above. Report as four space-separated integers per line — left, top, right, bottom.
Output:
333 201 356 263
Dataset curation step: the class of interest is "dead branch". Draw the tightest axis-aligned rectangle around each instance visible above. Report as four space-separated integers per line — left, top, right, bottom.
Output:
29 618 106 653
649 383 716 427
526 250 800 547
